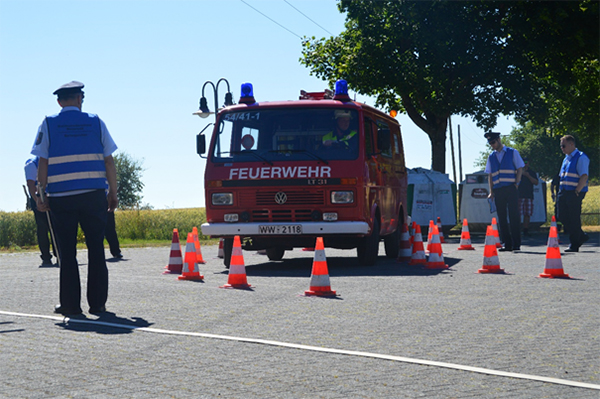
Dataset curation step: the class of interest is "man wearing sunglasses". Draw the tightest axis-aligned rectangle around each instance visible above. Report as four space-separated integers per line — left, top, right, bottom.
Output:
484 132 525 251
557 135 589 252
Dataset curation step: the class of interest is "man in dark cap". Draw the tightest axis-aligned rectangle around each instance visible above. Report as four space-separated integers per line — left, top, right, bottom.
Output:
31 81 118 316
484 132 525 251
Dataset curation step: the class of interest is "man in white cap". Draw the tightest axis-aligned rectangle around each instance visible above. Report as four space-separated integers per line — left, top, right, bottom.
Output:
484 132 525 251
31 81 118 316
322 110 357 148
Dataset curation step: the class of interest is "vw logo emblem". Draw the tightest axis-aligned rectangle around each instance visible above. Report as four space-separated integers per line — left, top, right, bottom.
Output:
274 191 287 205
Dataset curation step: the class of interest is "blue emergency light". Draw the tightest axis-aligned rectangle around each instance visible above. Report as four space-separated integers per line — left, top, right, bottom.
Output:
239 82 255 104
334 79 350 101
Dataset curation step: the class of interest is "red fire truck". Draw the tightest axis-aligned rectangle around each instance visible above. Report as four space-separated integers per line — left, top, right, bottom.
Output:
197 80 408 267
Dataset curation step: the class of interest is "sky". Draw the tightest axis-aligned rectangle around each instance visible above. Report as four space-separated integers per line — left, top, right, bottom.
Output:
0 0 516 213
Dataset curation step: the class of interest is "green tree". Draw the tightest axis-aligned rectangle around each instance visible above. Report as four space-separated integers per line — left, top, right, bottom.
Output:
113 152 146 209
301 1 599 172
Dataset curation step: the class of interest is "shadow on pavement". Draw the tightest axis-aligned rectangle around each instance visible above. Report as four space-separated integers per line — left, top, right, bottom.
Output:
57 313 153 335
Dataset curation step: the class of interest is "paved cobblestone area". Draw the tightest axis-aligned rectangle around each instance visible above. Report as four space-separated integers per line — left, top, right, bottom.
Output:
1 232 598 398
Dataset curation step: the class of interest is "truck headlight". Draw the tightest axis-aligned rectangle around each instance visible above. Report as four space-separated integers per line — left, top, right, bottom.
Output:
331 191 353 204
212 193 233 205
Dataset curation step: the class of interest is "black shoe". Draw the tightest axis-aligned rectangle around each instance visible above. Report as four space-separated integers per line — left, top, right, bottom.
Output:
498 247 513 252
513 247 521 251
54 304 82 316
112 253 123 259
40 260 54 267
89 306 106 315
564 247 579 253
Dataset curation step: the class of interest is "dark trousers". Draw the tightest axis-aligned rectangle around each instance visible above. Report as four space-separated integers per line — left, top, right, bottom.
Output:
557 190 586 248
105 211 121 257
494 184 521 249
49 190 108 311
30 198 57 262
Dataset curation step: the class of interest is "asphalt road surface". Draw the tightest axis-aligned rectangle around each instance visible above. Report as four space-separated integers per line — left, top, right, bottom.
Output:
1 232 598 398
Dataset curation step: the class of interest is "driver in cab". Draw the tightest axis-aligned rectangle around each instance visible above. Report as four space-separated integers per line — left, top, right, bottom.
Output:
322 110 357 149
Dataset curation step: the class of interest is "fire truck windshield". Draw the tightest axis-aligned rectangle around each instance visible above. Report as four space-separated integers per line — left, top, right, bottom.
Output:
211 108 359 163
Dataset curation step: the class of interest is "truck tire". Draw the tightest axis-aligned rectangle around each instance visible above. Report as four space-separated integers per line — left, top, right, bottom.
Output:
384 224 400 259
266 247 285 261
223 238 234 268
357 218 380 266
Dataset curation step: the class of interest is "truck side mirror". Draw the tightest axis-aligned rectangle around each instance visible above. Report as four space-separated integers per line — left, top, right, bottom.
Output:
197 134 206 155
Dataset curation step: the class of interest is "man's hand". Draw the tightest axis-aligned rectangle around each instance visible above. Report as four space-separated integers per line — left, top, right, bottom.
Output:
36 196 49 212
107 191 118 212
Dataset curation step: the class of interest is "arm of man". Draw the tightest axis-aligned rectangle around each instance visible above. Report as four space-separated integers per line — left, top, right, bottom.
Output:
515 167 523 188
488 174 494 199
104 155 119 212
36 157 49 212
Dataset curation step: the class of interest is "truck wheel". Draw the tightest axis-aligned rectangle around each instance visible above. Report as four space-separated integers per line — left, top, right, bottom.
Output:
223 238 234 268
357 218 380 266
384 223 400 259
266 247 285 261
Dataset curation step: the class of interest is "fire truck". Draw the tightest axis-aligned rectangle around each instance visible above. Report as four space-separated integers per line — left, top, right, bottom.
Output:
197 80 408 267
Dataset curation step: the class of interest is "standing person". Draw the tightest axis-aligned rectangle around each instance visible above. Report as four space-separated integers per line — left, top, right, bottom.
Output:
484 132 525 251
557 135 589 252
105 210 123 259
518 158 538 236
24 157 57 266
32 81 118 316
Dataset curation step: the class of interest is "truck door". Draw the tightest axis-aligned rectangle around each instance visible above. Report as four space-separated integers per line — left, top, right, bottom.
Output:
375 119 396 233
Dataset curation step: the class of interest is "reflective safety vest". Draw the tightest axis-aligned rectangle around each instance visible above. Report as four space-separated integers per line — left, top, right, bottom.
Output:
46 111 107 194
489 147 517 189
559 150 588 193
322 130 357 147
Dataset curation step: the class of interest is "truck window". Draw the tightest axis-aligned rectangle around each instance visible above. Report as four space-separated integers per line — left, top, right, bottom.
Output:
211 108 359 163
376 120 392 158
364 117 374 155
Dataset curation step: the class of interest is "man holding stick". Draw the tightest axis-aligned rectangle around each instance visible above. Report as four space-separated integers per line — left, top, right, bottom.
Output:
32 81 118 316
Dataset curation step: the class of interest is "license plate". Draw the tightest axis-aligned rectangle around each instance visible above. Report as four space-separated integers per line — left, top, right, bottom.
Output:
258 225 302 235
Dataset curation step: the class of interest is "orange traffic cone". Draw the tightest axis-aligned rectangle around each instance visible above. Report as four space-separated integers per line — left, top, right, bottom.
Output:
550 215 561 244
192 227 206 264
436 217 445 243
217 238 224 258
478 225 505 274
304 237 336 297
457 219 475 250
178 233 204 281
409 221 417 245
220 235 251 289
397 223 412 263
491 217 502 248
163 228 183 274
539 226 570 279
425 224 449 269
409 225 427 265
426 220 435 254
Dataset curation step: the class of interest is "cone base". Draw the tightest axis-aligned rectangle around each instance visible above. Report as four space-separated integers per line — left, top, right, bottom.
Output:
457 246 475 250
409 259 426 266
539 272 570 279
220 283 252 289
304 289 337 297
163 268 182 274
424 263 449 270
478 268 505 274
196 260 206 264
178 275 204 280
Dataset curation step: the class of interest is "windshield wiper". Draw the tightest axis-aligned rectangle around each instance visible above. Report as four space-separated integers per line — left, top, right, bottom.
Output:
230 151 273 165
268 149 328 165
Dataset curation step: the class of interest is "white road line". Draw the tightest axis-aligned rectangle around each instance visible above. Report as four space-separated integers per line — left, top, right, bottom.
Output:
2 310 599 391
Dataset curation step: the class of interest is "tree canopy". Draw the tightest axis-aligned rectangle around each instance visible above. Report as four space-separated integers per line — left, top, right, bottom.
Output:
301 0 599 172
113 152 146 209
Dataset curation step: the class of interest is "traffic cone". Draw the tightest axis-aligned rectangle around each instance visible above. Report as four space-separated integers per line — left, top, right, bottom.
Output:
550 215 561 244
426 220 434 254
478 225 505 274
491 217 502 248
220 235 251 289
304 237 336 297
217 238 224 258
539 226 570 279
425 224 448 269
178 233 204 281
437 217 445 243
163 228 183 274
409 225 427 265
397 223 412 263
192 227 206 264
457 219 475 250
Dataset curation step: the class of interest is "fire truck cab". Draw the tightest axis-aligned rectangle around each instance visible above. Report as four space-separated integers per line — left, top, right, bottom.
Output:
197 80 408 266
